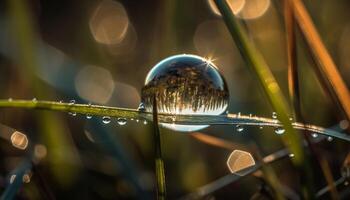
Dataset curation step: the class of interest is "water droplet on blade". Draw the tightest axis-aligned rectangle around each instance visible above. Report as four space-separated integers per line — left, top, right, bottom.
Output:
272 112 277 119
235 125 244 132
32 98 37 102
117 118 127 125
141 54 229 132
69 100 75 105
311 133 318 138
143 120 148 125
86 115 92 119
102 116 111 124
274 127 285 135
327 136 333 142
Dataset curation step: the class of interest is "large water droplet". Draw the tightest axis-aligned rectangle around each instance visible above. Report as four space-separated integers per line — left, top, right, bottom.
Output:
274 127 285 135
117 118 127 125
235 125 244 132
141 54 229 132
102 116 111 124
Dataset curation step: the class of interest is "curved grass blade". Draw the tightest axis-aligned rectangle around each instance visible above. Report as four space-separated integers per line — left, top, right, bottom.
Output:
0 100 349 141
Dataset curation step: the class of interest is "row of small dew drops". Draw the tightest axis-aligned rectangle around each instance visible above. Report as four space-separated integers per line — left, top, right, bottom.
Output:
7 98 340 140
66 100 148 125
233 111 335 142
7 98 338 140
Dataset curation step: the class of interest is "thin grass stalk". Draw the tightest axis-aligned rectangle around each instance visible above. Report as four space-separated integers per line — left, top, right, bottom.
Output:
152 97 166 200
213 0 312 197
284 1 338 198
292 0 350 122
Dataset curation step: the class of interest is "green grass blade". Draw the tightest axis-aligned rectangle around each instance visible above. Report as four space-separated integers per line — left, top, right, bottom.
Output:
213 0 313 197
0 99 349 141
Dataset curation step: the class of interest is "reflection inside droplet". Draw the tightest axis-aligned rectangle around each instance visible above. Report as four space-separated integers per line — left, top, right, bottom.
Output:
141 54 229 132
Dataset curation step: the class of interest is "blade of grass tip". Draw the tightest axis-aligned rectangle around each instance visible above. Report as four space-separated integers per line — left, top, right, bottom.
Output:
213 0 313 197
152 96 166 200
284 1 338 198
292 0 350 122
1 160 32 200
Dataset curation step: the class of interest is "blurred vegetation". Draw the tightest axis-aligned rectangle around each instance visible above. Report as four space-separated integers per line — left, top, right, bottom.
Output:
0 0 349 199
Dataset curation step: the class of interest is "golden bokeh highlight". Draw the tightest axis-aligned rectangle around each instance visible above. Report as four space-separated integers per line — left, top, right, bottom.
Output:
34 144 48 160
75 66 115 104
226 150 255 175
208 0 270 20
89 0 129 45
10 131 28 150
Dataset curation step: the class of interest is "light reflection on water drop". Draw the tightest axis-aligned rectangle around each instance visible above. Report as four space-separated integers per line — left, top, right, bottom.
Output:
272 112 277 119
86 115 92 119
117 118 127 125
327 136 333 142
138 102 146 112
141 54 229 132
274 127 285 135
102 116 111 124
236 125 244 132
311 133 318 138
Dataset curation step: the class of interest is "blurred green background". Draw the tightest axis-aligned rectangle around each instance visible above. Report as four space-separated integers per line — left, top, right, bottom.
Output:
0 0 349 199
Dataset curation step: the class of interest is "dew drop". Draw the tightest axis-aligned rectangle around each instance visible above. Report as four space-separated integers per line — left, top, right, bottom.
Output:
117 118 127 125
141 54 229 132
69 100 75 105
137 102 146 112
327 136 333 142
136 119 140 123
274 127 285 135
289 117 293 121
289 153 295 158
235 125 244 132
311 133 318 138
102 116 111 124
32 98 37 102
259 126 263 129
143 120 148 125
69 112 77 116
272 112 277 119
8 98 13 102
86 115 92 119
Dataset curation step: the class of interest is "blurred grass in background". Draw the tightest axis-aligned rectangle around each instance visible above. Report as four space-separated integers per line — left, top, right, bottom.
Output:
0 0 349 199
